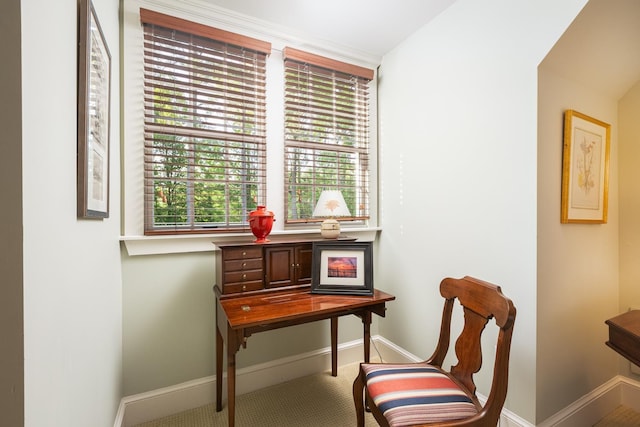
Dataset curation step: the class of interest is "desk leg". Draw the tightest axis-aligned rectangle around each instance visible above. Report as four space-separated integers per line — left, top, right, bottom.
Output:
331 317 338 376
226 329 241 427
227 349 236 427
363 310 372 363
216 323 223 412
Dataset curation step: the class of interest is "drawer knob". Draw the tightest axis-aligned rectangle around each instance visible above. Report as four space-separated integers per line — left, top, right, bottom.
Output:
242 262 247 267
242 251 247 256
242 285 247 291
242 273 247 280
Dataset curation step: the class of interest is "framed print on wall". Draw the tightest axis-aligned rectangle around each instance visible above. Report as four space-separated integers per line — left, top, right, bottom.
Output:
311 241 374 296
77 0 111 219
561 110 611 224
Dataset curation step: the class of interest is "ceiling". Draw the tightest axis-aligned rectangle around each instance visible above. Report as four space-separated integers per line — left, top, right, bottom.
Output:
200 0 457 60
540 0 640 99
203 0 640 99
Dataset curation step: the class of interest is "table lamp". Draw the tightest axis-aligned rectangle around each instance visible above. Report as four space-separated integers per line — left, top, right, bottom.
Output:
312 190 351 239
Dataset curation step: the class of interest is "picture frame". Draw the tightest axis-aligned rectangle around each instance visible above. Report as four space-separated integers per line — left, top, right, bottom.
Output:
77 0 111 219
561 110 611 224
311 241 374 296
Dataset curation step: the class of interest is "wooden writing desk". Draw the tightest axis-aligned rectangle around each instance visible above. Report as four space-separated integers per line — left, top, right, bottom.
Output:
214 286 395 427
605 310 640 367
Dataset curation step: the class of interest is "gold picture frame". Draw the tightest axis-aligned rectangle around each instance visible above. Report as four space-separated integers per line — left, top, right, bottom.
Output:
561 110 611 224
77 0 111 218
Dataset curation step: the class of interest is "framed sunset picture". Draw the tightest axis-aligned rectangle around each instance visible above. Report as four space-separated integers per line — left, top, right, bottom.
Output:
311 241 373 295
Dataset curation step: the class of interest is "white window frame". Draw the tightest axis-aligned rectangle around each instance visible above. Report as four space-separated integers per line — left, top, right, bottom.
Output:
122 0 379 255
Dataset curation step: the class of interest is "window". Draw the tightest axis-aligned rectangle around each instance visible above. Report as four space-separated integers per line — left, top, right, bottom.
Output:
140 9 271 234
283 47 373 224
124 5 379 249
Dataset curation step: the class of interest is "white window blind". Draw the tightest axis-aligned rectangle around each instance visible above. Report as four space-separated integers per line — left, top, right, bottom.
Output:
140 9 271 234
283 47 373 224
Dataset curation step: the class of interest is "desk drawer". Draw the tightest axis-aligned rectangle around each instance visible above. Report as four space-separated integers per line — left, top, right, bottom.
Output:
606 310 640 367
223 280 264 294
223 246 262 261
224 258 263 271
224 269 263 284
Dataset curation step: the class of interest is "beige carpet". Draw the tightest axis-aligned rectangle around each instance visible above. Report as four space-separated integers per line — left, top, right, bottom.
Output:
594 405 640 427
133 362 377 427
133 362 640 427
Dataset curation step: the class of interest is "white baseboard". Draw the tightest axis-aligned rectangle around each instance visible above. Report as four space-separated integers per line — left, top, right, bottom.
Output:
115 337 640 427
371 335 422 363
117 337 371 427
537 375 640 427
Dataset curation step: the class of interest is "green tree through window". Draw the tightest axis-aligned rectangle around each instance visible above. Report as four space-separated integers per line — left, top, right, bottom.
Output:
283 47 372 224
141 10 270 234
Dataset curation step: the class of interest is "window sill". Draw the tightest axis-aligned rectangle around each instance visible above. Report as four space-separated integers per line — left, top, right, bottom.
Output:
121 227 381 256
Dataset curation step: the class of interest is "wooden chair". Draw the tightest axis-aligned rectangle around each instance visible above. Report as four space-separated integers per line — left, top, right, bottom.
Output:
353 276 516 427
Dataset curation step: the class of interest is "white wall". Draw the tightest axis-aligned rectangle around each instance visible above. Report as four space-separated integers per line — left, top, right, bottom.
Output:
13 0 639 425
537 68 620 422
21 0 123 425
122 253 216 395
619 81 640 375
536 0 640 420
120 0 377 396
120 249 370 395
376 0 587 423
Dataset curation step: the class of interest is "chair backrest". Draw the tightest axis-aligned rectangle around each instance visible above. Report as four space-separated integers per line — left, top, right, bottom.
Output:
427 276 516 421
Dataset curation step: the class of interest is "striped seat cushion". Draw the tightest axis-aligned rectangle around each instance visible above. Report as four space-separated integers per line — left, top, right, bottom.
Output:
362 363 479 427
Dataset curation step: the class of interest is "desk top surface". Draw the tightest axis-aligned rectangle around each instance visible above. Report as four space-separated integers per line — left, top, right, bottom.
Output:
220 289 395 329
606 310 640 339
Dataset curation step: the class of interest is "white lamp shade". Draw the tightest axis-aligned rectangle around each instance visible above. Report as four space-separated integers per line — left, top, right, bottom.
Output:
312 190 351 217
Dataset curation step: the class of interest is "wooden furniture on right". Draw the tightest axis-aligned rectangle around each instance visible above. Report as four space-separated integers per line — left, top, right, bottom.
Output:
605 310 640 367
353 276 516 427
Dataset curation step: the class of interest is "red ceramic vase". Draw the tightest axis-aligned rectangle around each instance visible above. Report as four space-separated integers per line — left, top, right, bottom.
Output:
248 206 275 243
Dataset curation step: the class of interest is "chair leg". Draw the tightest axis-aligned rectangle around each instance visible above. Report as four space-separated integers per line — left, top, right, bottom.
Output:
352 365 366 427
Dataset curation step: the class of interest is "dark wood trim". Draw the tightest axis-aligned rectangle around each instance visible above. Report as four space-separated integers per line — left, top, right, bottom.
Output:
283 46 374 80
140 8 272 54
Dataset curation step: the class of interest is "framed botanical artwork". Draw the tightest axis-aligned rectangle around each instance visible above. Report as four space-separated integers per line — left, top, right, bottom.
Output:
311 241 373 296
561 110 611 224
77 0 111 219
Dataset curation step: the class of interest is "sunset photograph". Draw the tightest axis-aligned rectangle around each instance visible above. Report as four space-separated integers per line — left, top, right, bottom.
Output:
327 257 358 278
